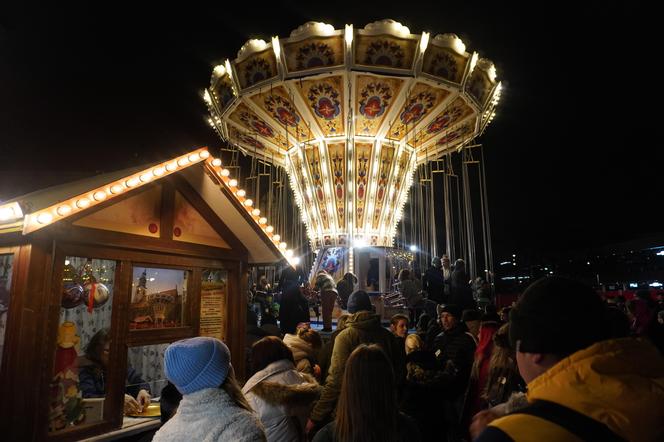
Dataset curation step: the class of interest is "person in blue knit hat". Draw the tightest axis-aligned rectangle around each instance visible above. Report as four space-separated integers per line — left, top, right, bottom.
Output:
152 336 266 442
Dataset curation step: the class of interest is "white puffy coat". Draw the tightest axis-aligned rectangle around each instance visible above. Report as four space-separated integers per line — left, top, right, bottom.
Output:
152 387 265 442
242 359 320 442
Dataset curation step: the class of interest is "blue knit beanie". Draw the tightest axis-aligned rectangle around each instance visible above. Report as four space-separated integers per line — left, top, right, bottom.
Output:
347 290 372 313
164 337 231 395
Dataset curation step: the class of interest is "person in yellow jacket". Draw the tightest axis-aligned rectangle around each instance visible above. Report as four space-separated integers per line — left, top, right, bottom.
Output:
472 276 664 442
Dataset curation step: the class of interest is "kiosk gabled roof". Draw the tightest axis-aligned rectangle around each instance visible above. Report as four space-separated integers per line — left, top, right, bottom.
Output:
0 148 289 264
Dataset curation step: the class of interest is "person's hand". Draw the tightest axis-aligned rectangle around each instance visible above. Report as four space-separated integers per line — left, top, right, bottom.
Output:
124 394 141 415
137 389 151 409
470 409 500 440
305 419 316 436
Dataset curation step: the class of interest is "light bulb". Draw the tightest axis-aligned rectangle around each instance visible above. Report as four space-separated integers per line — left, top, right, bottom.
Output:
76 198 90 209
212 158 222 167
110 184 124 194
236 189 246 197
199 150 210 159
140 173 152 182
228 179 238 187
37 212 53 224
93 191 107 201
153 166 166 177
188 153 200 162
259 217 267 225
166 162 178 172
126 177 140 187
177 157 190 167
252 209 261 216
279 242 287 250
244 199 253 207
57 205 72 216
265 225 274 233
273 235 281 242
221 169 230 177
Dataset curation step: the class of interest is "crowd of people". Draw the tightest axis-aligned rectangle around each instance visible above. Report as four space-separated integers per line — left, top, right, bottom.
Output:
142 257 664 441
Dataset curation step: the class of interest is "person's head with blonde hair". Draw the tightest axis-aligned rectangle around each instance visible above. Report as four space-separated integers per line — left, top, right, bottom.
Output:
405 334 423 354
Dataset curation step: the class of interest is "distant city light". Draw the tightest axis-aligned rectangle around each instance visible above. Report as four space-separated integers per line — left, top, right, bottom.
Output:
587 261 591 265
657 251 664 256
650 282 662 288
500 261 512 266
512 254 516 257
629 283 638 288
549 271 553 275
409 245 418 252
501 276 516 280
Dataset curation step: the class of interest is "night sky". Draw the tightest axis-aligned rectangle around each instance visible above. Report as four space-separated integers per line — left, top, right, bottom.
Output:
0 2 659 261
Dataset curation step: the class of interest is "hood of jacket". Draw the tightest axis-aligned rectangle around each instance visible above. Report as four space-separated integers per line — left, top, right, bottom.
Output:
243 359 320 407
526 337 664 441
345 310 382 330
283 333 315 361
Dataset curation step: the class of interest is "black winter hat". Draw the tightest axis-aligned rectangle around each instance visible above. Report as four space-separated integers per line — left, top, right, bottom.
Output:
347 290 372 313
509 276 605 356
440 304 462 319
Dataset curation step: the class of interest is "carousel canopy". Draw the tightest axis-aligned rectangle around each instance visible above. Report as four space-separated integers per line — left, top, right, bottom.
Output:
205 19 502 250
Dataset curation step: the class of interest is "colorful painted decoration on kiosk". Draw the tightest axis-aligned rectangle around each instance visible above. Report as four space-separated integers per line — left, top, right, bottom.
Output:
129 267 187 330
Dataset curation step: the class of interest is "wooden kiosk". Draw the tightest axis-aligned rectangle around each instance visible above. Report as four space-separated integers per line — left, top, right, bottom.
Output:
0 148 290 440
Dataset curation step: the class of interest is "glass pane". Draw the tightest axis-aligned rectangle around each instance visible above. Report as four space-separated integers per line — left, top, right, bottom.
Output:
129 267 188 330
125 343 170 417
49 256 116 433
0 253 14 367
200 269 228 341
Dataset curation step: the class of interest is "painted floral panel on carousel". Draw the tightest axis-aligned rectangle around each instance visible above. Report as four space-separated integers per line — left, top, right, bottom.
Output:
129 267 188 330
50 256 116 433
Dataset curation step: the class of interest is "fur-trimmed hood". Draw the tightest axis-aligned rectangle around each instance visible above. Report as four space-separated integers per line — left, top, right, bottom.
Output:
283 333 315 362
243 360 321 442
251 376 320 406
244 359 320 406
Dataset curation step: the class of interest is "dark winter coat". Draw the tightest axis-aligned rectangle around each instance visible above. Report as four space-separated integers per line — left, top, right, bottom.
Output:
422 266 446 304
400 350 448 441
309 311 406 423
79 365 149 399
450 270 475 311
279 287 310 335
318 328 342 384
432 323 477 398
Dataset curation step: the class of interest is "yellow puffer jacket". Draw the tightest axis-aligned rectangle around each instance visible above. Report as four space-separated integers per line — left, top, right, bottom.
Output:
486 338 664 442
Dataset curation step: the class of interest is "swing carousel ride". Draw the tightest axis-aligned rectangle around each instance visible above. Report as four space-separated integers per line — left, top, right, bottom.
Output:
203 20 502 288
